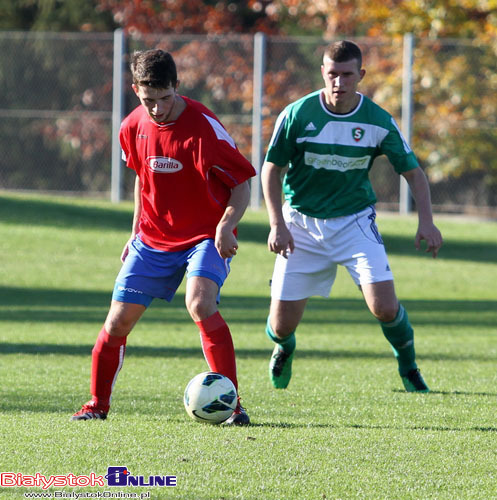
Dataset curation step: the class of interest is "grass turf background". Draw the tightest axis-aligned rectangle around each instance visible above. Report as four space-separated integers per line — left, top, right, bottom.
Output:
0 192 496 500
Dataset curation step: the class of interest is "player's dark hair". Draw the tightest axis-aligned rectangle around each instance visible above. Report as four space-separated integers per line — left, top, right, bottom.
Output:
130 49 178 89
323 40 362 70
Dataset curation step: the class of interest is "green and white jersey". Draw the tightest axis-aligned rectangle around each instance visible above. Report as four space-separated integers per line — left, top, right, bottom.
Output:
265 90 419 218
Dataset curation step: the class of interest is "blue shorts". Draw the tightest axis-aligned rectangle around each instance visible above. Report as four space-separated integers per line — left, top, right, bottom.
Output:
112 237 231 307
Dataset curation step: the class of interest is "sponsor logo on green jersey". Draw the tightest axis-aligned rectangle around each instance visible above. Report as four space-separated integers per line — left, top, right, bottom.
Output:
304 152 370 171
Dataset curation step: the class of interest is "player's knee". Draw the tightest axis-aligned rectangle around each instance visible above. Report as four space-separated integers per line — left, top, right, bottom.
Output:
371 303 398 323
104 316 134 337
186 297 216 322
269 299 306 337
270 319 297 339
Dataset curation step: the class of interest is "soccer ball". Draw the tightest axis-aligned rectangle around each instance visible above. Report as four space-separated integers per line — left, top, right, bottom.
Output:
184 372 237 424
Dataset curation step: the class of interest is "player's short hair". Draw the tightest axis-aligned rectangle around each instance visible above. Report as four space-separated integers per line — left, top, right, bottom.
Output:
130 49 178 89
323 40 362 70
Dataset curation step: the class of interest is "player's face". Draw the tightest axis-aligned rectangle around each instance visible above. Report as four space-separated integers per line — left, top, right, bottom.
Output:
133 83 179 123
321 57 365 113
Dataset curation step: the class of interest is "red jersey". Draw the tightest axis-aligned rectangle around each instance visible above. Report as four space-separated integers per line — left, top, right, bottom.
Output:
119 97 256 251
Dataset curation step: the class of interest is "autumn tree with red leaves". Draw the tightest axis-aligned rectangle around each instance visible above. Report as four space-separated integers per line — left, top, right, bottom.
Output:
2 0 497 206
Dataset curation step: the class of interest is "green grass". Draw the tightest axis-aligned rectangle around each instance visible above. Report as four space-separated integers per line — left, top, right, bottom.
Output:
0 191 496 500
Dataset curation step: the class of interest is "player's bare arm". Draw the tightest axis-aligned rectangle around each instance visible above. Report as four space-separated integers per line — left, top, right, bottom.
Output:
215 180 251 259
120 175 142 263
402 167 443 258
261 161 294 258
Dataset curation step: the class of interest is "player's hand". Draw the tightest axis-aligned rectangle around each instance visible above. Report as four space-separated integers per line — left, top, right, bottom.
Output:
415 222 443 258
120 236 134 263
268 223 294 258
215 225 239 259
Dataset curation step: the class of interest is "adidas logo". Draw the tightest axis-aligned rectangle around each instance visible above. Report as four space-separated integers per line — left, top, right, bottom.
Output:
305 122 317 131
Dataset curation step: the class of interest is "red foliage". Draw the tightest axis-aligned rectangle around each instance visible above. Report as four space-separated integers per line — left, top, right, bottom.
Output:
96 0 277 35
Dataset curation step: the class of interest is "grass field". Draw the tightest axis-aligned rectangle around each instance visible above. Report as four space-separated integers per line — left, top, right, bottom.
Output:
0 191 496 500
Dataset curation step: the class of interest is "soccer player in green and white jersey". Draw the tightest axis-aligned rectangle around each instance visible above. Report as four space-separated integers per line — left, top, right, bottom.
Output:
262 40 443 392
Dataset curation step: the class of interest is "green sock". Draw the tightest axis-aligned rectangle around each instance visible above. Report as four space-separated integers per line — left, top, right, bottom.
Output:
380 305 417 376
266 317 296 355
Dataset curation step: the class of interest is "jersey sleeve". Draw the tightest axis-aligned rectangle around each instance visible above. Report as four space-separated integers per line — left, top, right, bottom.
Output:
202 113 256 186
118 120 137 172
380 117 419 173
264 107 296 167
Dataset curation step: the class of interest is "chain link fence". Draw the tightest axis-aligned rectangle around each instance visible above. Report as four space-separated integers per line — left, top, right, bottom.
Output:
0 31 114 194
1 31 496 217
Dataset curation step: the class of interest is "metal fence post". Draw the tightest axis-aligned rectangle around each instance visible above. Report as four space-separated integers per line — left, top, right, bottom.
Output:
250 32 266 209
111 28 125 203
400 32 414 214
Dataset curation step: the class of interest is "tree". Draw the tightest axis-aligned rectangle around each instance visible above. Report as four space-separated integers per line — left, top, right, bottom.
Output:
2 0 496 206
0 0 117 31
96 0 276 35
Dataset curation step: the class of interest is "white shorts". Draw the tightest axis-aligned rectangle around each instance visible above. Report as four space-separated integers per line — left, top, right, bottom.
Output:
270 203 394 301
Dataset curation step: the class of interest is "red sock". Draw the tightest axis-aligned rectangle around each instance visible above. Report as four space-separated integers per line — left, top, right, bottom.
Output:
196 312 238 390
90 327 127 411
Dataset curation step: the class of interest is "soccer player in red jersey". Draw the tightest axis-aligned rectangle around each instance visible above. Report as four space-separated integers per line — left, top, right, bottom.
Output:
72 49 256 425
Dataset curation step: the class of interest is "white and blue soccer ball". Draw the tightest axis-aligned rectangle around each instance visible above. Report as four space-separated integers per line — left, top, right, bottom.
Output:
184 372 237 424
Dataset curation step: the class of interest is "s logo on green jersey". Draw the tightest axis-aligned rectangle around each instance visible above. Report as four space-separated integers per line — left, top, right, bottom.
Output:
352 127 365 142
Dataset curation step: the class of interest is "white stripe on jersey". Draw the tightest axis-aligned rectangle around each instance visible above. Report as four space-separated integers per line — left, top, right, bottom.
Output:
268 109 287 148
389 117 412 153
202 113 236 149
296 121 389 148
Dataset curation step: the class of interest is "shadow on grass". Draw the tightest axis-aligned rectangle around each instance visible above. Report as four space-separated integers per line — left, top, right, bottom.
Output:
241 219 497 263
383 234 497 263
2 394 497 435
0 342 496 363
0 194 132 232
345 422 497 433
1 194 497 262
395 389 497 397
0 286 496 331
248 422 497 432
